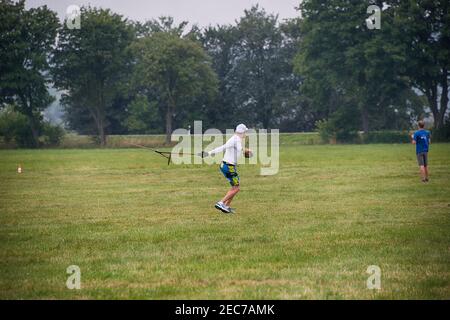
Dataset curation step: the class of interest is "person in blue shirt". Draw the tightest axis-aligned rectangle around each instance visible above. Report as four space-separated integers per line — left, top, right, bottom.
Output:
412 120 431 182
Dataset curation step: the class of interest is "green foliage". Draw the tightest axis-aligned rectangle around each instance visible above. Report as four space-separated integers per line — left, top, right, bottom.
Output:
317 121 412 144
394 0 450 129
315 105 360 143
123 95 160 134
362 131 411 144
315 119 334 143
52 6 135 145
130 29 218 143
220 6 302 129
0 106 64 147
431 119 450 142
198 8 307 131
40 122 65 146
2 1 447 143
294 0 425 135
134 16 189 38
0 106 33 146
0 0 58 146
198 25 239 130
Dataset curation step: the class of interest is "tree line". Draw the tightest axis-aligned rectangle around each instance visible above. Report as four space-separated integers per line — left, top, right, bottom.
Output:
0 0 449 146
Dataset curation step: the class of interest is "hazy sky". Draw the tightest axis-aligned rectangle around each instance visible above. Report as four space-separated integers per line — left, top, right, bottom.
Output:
26 0 300 27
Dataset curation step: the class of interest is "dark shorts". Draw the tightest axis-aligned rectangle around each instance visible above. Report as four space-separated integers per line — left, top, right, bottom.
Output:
417 152 428 167
220 162 240 187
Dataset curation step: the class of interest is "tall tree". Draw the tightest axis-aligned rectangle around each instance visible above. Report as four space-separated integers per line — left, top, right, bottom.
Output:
199 24 239 130
0 0 58 146
130 30 218 143
294 0 423 135
230 6 301 129
394 0 450 129
52 7 135 145
199 10 305 131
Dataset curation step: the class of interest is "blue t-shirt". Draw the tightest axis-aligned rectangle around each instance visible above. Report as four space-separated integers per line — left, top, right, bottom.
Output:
413 129 430 154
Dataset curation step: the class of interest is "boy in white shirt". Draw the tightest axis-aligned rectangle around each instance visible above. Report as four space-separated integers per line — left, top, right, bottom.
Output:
199 124 250 213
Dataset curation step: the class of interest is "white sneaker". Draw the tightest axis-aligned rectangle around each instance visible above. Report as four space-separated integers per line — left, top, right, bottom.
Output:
214 202 231 213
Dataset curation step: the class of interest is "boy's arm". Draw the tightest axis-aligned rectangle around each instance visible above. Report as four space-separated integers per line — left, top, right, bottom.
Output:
208 144 227 155
411 132 416 144
202 137 235 156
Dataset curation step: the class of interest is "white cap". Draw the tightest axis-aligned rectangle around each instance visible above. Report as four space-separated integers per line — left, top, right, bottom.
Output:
235 123 248 133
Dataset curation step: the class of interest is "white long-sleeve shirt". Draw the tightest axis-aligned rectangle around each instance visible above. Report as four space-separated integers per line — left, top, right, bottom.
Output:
208 135 243 165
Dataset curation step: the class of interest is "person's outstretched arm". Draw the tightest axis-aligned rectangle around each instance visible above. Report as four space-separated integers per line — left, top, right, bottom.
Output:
199 137 235 157
208 143 227 156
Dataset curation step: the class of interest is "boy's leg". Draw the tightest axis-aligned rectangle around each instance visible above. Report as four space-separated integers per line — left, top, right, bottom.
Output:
224 190 238 206
221 186 240 205
419 166 426 181
417 153 427 181
218 163 240 209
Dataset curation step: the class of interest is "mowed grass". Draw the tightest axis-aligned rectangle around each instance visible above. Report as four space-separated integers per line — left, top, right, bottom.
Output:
0 143 449 299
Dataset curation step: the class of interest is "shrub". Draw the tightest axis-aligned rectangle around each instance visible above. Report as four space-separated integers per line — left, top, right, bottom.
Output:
362 131 410 144
315 119 359 144
431 120 450 142
336 130 359 143
315 119 334 143
0 106 65 147
41 122 65 146
0 107 35 147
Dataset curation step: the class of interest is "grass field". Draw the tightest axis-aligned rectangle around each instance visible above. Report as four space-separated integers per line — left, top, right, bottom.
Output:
1 143 449 299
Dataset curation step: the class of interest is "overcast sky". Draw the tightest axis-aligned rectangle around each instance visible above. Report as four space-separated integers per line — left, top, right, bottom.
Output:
26 0 300 27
